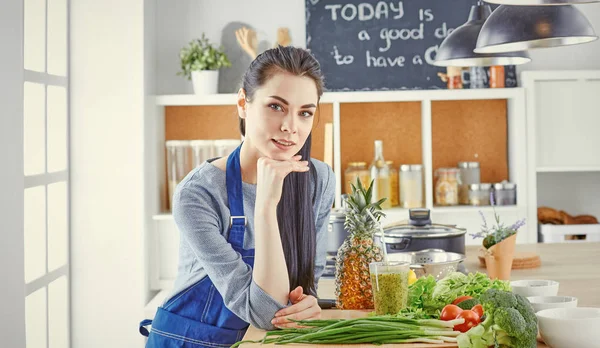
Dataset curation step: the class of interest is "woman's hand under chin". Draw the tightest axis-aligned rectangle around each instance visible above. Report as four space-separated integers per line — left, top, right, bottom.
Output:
255 154 309 209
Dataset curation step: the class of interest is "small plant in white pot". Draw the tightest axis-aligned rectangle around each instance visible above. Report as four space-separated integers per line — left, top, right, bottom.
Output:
178 34 231 95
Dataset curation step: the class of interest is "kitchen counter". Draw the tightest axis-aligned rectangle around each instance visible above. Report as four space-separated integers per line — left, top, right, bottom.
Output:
241 242 600 346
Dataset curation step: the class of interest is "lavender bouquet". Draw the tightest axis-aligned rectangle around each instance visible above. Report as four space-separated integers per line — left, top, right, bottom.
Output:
471 192 526 249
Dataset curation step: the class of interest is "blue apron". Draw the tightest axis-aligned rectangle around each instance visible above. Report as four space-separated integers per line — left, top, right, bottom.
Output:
139 145 253 347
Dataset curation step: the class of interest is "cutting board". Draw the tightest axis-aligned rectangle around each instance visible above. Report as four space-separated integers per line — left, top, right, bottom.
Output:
478 251 542 270
240 309 549 347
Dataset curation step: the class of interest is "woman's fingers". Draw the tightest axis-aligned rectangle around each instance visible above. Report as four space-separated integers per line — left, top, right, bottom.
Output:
272 295 321 327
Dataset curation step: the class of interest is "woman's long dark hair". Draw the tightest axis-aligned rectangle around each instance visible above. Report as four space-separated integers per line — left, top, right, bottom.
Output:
240 46 324 296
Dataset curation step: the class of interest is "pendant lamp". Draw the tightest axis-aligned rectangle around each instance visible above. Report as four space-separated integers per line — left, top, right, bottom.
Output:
475 5 598 54
434 1 530 66
485 0 600 5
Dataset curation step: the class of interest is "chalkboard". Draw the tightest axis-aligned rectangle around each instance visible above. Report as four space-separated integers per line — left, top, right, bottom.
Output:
305 0 517 91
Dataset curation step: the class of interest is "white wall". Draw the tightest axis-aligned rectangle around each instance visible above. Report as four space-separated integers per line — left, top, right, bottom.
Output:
155 1 600 95
537 172 600 218
70 0 147 347
0 1 25 346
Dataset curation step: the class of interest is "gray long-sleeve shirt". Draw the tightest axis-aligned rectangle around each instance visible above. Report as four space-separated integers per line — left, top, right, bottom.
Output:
166 158 336 330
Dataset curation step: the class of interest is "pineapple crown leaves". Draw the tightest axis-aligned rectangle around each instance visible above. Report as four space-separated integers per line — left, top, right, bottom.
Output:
343 178 387 236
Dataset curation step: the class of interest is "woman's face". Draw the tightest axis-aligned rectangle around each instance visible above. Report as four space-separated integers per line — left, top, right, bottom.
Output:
239 71 318 161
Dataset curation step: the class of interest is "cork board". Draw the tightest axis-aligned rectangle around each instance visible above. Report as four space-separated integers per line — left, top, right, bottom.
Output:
431 99 508 184
340 102 423 193
165 106 240 140
165 104 333 162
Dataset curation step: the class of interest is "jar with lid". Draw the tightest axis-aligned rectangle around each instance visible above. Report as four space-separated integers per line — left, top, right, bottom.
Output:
400 164 423 208
493 181 517 205
386 161 399 207
478 183 492 206
435 168 461 206
458 161 480 204
344 162 370 194
370 140 392 209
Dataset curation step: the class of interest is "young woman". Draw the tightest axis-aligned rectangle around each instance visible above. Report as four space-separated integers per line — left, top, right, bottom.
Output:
139 46 336 347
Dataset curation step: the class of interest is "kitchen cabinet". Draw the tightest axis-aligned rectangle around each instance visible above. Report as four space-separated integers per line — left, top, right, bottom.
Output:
523 71 600 244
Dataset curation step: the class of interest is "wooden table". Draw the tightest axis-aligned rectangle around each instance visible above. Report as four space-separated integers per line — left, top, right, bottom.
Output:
241 242 600 347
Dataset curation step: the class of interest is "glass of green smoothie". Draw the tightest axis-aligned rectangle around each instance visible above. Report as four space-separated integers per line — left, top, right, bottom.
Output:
369 261 410 315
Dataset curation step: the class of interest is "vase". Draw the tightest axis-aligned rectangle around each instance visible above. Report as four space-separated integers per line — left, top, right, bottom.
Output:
483 234 517 280
191 70 219 95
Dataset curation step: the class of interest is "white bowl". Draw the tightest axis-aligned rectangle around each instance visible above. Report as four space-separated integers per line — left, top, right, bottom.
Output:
510 279 559 297
537 307 600 348
527 296 578 313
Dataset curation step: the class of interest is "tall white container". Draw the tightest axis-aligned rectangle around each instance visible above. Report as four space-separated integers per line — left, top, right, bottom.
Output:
166 140 192 210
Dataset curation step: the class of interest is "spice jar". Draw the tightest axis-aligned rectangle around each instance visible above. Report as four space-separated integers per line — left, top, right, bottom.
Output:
344 162 370 194
478 183 492 206
386 161 399 207
493 181 517 205
489 66 505 88
435 168 461 206
458 161 480 205
400 165 423 208
467 184 482 206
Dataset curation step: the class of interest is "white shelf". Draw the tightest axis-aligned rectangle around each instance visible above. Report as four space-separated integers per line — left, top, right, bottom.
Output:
153 213 174 221
537 166 600 173
151 205 520 222
154 88 524 106
432 205 519 214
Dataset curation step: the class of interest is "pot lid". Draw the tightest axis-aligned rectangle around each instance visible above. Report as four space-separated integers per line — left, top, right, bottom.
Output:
380 208 466 239
380 224 466 238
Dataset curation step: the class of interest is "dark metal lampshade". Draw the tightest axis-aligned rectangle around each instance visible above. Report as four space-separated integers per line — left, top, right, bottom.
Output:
475 5 598 54
485 0 600 5
434 3 531 66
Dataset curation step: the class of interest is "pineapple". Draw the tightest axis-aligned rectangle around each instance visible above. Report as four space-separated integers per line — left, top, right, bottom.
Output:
335 177 386 310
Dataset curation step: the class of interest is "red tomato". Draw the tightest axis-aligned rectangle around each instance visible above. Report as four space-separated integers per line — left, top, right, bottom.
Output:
454 310 481 333
452 296 473 305
440 304 463 321
471 304 484 318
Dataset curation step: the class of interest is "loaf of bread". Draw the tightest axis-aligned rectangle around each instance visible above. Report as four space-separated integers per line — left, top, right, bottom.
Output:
538 206 598 225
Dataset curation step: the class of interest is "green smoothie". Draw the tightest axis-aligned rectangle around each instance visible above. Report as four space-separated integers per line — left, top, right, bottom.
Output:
370 265 409 315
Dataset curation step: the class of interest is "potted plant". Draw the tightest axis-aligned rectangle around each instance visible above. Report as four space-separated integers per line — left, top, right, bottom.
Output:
178 34 231 95
472 192 526 280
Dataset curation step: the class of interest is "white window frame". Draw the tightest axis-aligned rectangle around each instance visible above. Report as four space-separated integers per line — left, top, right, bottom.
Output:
23 0 71 346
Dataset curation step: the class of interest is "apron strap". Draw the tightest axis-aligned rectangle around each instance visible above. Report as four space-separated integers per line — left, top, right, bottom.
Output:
139 319 152 337
226 144 246 248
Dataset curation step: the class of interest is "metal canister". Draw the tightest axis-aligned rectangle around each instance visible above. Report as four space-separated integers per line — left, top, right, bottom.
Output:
494 182 517 205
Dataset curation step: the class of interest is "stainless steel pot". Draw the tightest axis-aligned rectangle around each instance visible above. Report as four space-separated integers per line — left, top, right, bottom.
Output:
327 208 348 255
375 208 467 254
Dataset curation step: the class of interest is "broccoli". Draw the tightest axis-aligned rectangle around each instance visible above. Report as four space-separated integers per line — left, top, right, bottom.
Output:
456 298 480 310
457 289 538 348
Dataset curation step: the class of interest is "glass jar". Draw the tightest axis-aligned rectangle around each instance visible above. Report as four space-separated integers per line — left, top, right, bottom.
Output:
435 168 461 206
479 183 492 206
213 139 241 157
467 184 482 206
344 162 370 194
400 164 423 208
189 140 214 168
166 140 193 210
386 161 399 207
370 140 392 209
493 181 517 205
458 161 480 205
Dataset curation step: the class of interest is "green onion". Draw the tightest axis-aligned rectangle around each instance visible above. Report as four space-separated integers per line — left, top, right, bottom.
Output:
231 315 465 347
